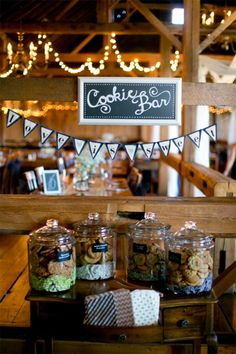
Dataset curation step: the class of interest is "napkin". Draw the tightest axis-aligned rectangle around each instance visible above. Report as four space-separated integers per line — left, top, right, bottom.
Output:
83 288 134 327
131 289 160 326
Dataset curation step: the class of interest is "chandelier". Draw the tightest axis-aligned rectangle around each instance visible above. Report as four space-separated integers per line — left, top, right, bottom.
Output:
1 32 51 78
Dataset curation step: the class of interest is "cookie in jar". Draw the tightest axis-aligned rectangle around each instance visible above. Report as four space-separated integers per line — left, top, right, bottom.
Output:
166 221 214 295
128 212 171 287
28 219 76 292
73 212 116 280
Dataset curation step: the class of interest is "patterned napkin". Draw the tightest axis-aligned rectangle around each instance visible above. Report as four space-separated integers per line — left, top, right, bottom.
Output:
83 288 160 327
83 288 134 326
131 289 160 326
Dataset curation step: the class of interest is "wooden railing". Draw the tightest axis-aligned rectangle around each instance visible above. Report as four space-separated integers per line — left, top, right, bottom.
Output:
161 153 236 197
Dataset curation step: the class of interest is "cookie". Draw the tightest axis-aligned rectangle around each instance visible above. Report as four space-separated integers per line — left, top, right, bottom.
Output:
188 255 203 270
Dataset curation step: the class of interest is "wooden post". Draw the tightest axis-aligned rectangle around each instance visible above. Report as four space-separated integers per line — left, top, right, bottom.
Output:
182 0 200 196
158 36 172 196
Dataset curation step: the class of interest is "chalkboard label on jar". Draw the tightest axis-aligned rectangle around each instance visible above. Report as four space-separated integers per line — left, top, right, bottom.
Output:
92 243 108 253
57 251 71 262
133 242 148 254
168 250 182 264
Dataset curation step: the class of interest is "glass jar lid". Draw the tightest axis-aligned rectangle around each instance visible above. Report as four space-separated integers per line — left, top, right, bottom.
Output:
29 219 76 245
73 212 112 238
132 212 171 238
172 221 214 248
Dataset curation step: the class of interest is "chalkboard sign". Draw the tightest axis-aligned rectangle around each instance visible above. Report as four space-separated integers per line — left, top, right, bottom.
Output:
78 77 182 126
42 170 61 195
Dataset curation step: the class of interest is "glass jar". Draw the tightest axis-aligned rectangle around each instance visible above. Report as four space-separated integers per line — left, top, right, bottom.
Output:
128 212 171 285
73 212 116 280
166 221 214 295
28 219 76 292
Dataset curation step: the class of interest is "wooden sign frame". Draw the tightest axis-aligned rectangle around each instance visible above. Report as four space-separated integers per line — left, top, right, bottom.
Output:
78 77 182 126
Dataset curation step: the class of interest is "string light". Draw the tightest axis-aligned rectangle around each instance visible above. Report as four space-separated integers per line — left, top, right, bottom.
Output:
1 102 78 118
1 104 233 118
209 106 232 115
1 33 179 77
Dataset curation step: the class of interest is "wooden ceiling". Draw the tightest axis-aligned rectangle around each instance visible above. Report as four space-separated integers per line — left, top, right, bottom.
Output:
0 0 236 78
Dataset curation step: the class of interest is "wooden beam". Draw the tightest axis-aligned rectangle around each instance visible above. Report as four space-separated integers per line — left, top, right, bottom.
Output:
55 0 79 21
161 153 236 197
1 78 236 106
0 21 236 36
182 0 200 196
128 0 182 50
199 10 236 54
71 34 96 54
0 21 183 35
0 195 235 236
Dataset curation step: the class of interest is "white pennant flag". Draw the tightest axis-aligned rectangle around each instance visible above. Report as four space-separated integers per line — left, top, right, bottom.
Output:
23 119 38 137
204 124 217 141
88 141 103 159
158 140 171 157
6 109 21 127
188 130 201 148
124 144 138 161
74 138 86 156
106 143 120 160
40 126 54 144
173 136 185 153
141 143 155 159
56 133 70 150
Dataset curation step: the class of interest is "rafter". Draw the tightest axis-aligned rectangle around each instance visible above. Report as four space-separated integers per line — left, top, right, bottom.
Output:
199 10 236 54
128 0 182 50
55 0 79 20
71 34 96 54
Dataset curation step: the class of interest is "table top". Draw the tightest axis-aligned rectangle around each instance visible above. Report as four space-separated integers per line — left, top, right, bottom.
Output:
62 176 132 197
26 272 217 308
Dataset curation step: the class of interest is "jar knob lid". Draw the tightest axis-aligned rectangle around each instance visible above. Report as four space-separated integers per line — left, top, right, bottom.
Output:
46 219 59 228
144 212 156 220
184 221 197 230
88 212 100 220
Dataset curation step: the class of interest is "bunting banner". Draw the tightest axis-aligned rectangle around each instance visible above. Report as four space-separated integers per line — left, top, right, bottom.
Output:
6 109 21 127
106 143 120 160
40 126 54 144
56 132 70 150
4 109 217 162
23 118 38 138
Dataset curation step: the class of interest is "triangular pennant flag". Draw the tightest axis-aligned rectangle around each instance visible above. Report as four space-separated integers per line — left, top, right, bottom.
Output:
172 136 185 153
106 143 120 160
6 109 21 127
141 143 155 159
188 130 201 148
88 141 103 159
40 126 54 144
203 124 217 141
56 133 70 150
124 144 138 161
73 138 86 156
158 140 171 157
23 118 38 137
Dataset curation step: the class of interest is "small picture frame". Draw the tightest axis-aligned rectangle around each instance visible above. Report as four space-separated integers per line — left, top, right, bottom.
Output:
42 170 61 195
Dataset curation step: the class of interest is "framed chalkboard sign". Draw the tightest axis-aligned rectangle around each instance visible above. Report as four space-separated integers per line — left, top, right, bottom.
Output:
78 77 182 126
43 170 61 195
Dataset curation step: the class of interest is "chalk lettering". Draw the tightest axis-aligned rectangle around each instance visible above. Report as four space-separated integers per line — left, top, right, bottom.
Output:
86 85 172 116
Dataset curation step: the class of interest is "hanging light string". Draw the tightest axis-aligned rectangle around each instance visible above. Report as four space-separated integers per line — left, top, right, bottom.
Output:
1 32 180 77
1 104 232 118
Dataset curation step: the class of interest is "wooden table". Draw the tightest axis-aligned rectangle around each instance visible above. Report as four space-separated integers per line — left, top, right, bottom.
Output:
62 176 132 197
25 273 218 354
